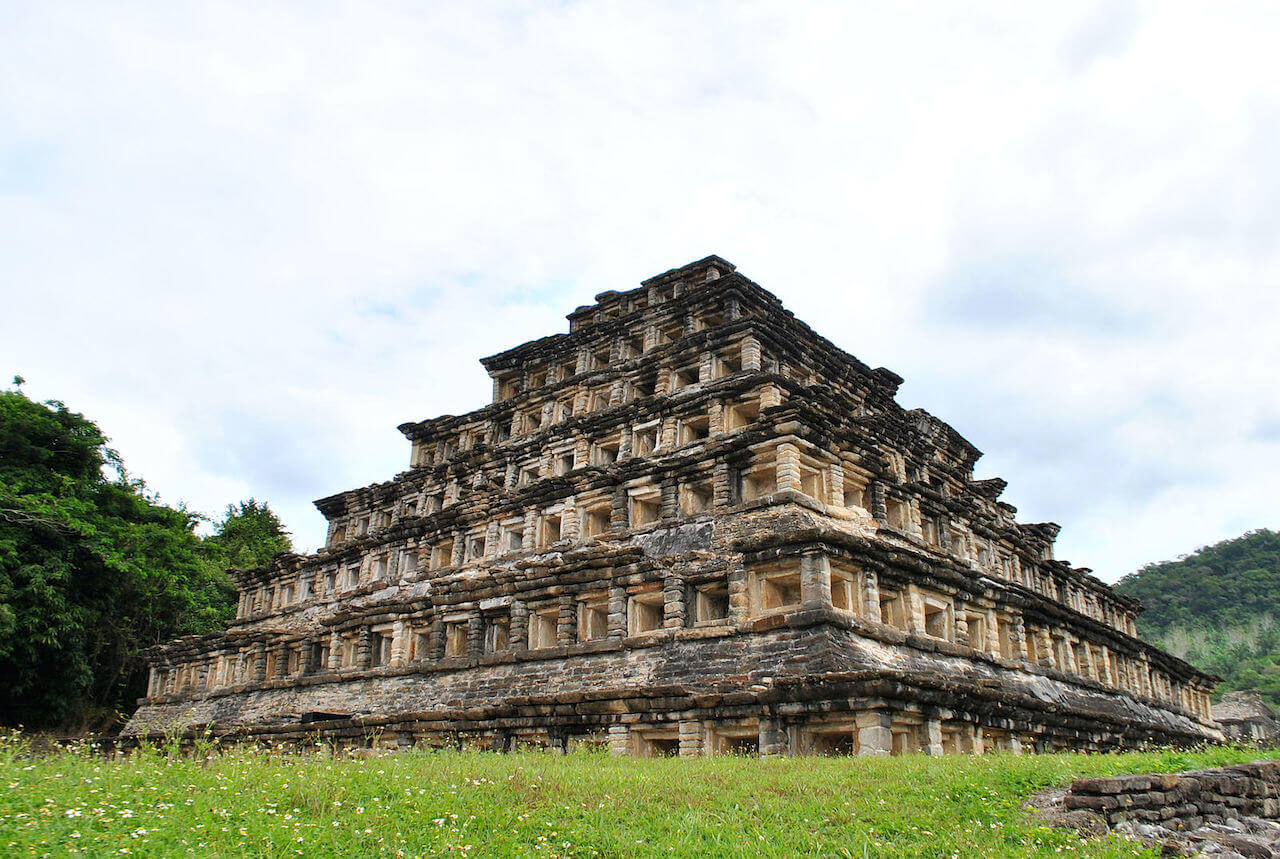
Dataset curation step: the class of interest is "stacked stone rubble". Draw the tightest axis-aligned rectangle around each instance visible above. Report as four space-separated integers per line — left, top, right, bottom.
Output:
123 255 1221 755
1066 762 1280 830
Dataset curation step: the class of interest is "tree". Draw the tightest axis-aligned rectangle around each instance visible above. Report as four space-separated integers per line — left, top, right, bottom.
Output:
206 499 292 569
0 388 237 730
1115 529 1280 707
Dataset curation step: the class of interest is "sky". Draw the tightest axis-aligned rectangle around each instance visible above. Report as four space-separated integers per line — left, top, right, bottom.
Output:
3 1 1279 583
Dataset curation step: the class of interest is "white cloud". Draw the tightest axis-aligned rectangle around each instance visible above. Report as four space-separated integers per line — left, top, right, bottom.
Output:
2 1 1279 581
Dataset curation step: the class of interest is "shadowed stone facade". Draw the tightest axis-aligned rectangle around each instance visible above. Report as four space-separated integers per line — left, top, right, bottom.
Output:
123 255 1220 755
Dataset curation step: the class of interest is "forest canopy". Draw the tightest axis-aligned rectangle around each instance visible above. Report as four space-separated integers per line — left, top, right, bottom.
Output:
0 384 290 730
1115 529 1280 707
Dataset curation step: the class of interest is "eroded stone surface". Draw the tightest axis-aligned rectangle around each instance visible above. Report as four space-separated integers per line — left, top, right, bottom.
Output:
123 255 1220 755
1043 763 1280 857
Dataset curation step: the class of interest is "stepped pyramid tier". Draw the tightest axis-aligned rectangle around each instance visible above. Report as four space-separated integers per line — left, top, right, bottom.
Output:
124 256 1221 755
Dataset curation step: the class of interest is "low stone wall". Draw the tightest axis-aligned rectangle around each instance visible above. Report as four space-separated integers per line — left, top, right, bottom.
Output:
1064 761 1280 832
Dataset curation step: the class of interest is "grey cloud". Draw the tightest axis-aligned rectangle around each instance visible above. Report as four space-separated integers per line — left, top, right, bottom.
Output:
1061 0 1140 74
191 412 337 502
927 260 1145 335
1251 415 1280 443
5 1 1280 572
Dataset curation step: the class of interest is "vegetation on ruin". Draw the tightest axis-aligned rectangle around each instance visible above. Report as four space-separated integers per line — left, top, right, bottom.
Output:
1115 529 1280 707
0 384 290 730
2 738 1277 858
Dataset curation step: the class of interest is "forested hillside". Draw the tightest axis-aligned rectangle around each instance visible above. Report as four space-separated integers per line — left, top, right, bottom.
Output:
1115 529 1280 706
0 381 290 730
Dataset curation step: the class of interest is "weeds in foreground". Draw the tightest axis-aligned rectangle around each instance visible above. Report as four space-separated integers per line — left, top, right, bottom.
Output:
1 734 1275 857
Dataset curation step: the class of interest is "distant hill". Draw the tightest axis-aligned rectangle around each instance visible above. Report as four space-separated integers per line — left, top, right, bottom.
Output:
1114 529 1280 707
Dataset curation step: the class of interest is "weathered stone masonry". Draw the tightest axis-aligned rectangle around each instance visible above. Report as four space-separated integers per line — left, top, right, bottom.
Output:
1050 761 1280 855
124 255 1220 755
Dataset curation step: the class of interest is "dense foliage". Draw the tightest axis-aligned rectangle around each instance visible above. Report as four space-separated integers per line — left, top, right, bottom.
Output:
205 498 292 569
1115 529 1280 706
0 386 289 730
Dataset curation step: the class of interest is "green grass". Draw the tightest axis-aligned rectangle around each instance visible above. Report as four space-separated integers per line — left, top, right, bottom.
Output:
2 736 1277 858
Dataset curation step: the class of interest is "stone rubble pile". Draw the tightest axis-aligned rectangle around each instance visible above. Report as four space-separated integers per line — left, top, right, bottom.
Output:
1058 761 1280 857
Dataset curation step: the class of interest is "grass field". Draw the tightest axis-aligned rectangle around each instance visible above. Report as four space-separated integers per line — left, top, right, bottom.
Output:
2 736 1277 858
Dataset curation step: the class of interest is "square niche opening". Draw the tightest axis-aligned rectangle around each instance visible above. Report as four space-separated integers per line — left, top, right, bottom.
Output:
761 570 801 612
628 592 664 635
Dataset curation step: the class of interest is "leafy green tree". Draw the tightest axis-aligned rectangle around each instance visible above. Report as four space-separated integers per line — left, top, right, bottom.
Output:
0 387 237 730
1116 529 1280 707
206 499 291 569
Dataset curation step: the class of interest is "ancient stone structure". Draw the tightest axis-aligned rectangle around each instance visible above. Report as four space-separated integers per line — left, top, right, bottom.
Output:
124 255 1220 755
1215 691 1280 748
1046 761 1280 855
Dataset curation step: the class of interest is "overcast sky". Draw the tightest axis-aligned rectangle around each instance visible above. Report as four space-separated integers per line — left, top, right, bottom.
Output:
3 1 1278 582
